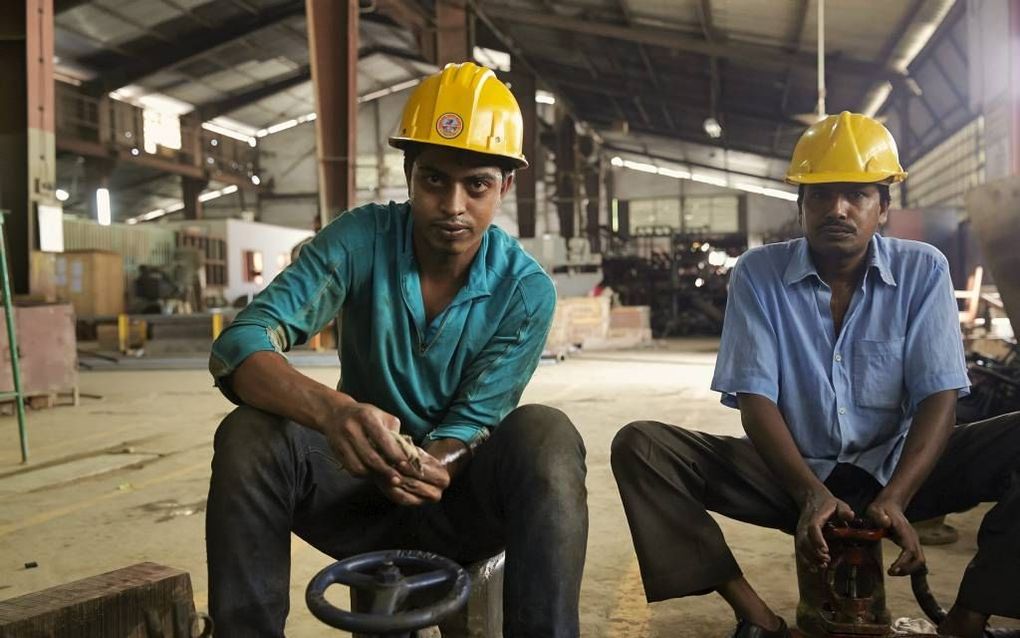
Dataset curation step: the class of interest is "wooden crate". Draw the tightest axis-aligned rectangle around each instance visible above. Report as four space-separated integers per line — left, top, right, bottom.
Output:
0 304 78 402
54 251 125 317
610 305 651 331
556 296 612 347
0 562 202 638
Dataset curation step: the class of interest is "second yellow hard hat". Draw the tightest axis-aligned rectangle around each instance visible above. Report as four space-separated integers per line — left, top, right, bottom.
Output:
389 61 528 169
786 111 907 185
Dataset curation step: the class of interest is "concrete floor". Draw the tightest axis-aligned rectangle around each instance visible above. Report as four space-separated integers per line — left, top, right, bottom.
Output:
1 340 1017 636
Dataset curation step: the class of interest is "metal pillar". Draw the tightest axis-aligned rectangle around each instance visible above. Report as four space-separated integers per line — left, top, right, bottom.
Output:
0 0 56 294
182 176 208 220
435 0 471 66
584 154 603 253
507 59 537 238
307 0 357 227
1012 0 1020 176
555 111 577 239
0 211 29 462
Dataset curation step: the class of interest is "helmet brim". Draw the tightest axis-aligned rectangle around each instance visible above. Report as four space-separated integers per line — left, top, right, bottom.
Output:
785 170 907 186
389 136 529 170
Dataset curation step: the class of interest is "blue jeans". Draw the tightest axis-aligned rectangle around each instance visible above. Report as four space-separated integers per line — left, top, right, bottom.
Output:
206 404 588 637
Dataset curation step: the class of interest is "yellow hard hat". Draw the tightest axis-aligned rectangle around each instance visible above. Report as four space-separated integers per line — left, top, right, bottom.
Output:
389 61 528 169
786 111 906 185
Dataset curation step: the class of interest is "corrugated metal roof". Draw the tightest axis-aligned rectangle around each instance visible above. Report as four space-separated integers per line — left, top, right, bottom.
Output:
53 0 965 205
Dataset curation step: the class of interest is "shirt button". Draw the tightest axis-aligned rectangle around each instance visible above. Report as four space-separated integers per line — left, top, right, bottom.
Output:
838 407 847 415
834 353 842 362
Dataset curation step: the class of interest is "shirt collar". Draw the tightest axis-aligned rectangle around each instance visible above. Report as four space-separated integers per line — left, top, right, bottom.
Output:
783 235 897 287
400 202 492 300
867 234 897 287
782 238 818 285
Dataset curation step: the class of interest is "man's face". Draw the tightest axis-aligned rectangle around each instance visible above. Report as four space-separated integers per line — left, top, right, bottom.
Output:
407 146 514 257
801 183 888 259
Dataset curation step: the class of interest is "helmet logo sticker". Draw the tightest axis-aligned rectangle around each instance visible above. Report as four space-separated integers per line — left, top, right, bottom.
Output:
436 113 464 139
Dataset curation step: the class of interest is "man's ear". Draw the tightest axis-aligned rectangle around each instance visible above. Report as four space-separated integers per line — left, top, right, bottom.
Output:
499 171 515 197
878 198 890 226
404 158 414 187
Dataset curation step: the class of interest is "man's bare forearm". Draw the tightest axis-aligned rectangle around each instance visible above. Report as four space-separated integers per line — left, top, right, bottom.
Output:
878 390 957 508
424 438 472 480
230 351 356 433
738 393 827 506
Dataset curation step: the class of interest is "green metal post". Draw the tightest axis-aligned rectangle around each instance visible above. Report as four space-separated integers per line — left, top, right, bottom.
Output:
0 212 28 462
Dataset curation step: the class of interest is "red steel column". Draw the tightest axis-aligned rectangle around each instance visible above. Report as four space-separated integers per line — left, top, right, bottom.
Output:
435 1 471 66
182 176 208 220
0 0 56 293
306 0 357 226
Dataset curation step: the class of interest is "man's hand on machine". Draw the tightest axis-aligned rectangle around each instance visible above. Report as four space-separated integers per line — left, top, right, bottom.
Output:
866 497 925 577
796 486 855 568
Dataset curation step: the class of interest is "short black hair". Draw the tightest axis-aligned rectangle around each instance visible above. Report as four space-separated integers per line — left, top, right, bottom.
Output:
401 142 517 181
797 184 891 210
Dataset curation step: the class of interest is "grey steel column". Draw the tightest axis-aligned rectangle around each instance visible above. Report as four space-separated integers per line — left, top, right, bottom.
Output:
555 111 577 238
507 59 536 238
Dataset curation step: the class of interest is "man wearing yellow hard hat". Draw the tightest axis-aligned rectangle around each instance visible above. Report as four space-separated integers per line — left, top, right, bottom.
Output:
613 112 1020 637
204 62 588 636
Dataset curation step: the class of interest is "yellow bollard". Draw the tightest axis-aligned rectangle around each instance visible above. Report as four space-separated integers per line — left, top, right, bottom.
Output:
211 312 223 340
117 314 129 353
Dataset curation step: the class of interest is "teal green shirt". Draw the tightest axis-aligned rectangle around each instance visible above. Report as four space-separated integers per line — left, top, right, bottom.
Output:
209 201 556 445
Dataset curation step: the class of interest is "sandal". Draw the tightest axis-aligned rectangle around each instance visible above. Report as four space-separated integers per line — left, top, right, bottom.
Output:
731 616 792 638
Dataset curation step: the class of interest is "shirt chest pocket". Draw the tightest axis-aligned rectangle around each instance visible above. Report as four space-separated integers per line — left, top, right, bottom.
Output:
853 338 905 410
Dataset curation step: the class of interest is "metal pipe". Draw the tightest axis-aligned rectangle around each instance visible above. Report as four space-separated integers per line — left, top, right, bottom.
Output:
0 213 29 462
817 0 825 117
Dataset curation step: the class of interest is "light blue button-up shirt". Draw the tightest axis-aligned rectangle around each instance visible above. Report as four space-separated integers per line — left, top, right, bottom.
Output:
711 234 970 485
209 201 556 445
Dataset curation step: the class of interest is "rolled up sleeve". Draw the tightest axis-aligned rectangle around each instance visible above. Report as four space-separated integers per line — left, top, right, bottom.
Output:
427 273 556 445
711 259 781 408
209 214 362 403
903 254 970 408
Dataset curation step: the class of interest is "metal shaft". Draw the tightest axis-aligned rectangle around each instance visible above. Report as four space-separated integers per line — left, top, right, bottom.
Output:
0 213 29 462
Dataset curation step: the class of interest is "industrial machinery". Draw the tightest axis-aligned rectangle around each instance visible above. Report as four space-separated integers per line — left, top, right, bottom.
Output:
602 227 745 336
956 343 1020 423
796 519 948 638
306 550 470 637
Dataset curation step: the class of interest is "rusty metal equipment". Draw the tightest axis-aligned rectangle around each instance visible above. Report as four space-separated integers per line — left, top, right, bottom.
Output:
967 177 1020 334
796 520 948 638
956 343 1020 423
306 549 470 637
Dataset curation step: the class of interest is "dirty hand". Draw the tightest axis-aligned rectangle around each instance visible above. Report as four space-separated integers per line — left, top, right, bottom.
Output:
796 487 855 568
374 448 451 506
867 498 925 576
321 402 410 483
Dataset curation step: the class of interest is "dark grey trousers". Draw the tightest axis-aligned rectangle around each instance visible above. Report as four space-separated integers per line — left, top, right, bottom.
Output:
206 403 588 637
610 411 1020 618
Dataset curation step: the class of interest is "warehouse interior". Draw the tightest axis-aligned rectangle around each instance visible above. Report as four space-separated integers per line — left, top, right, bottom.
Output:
2 0 1020 636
